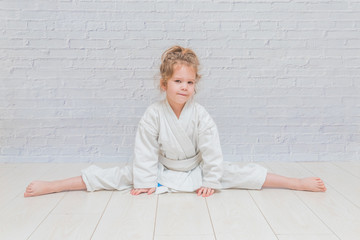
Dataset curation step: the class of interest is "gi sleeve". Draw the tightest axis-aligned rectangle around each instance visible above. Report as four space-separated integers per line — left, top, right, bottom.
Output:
198 111 224 189
132 107 160 189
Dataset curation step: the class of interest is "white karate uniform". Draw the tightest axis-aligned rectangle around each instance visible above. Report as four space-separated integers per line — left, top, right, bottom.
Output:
81 99 267 193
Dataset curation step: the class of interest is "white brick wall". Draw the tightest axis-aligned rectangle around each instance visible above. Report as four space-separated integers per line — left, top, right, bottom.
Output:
1 0 359 163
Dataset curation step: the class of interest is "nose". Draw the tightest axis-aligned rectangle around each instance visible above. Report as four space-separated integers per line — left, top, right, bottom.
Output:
181 82 188 90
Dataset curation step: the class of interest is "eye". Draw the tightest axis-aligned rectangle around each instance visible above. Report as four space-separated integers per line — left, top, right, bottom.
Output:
175 80 181 83
188 81 194 85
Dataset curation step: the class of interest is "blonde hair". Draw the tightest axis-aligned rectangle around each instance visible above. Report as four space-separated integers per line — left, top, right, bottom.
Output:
159 46 201 89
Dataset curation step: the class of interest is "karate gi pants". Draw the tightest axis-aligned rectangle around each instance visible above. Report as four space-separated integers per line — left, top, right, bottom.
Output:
81 162 267 192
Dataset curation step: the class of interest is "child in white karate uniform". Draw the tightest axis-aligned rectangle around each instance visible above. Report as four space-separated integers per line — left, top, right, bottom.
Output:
24 46 326 198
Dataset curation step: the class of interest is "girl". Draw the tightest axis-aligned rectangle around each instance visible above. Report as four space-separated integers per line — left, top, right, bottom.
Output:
24 46 326 198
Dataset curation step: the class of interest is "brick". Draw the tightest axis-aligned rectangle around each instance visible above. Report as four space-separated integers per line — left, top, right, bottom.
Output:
28 39 68 48
69 39 109 49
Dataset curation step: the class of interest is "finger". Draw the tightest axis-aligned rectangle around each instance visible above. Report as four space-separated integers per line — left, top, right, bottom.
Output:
205 188 211 197
137 188 153 195
209 188 214 197
148 188 155 195
201 188 206 197
205 189 210 197
136 189 146 195
131 189 139 195
204 188 213 197
197 188 204 196
202 188 209 197
132 189 144 195
207 189 214 197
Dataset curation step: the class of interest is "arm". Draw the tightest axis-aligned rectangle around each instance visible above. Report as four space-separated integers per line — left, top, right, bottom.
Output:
132 109 160 193
198 115 224 191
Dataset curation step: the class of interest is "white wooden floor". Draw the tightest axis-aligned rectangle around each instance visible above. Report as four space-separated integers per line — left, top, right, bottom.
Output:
0 162 359 240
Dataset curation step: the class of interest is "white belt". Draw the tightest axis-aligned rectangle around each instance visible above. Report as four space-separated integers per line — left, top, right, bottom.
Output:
159 152 202 172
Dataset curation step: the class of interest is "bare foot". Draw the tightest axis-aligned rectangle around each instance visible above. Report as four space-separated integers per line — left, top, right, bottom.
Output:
24 181 58 197
295 177 327 192
24 176 86 197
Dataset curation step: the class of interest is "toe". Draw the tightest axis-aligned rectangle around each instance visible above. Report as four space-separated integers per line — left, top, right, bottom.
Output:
24 192 31 197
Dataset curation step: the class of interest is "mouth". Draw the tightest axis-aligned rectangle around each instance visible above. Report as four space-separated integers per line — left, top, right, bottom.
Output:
177 93 188 97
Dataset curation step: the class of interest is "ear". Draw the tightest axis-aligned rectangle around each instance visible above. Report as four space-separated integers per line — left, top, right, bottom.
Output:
160 79 167 91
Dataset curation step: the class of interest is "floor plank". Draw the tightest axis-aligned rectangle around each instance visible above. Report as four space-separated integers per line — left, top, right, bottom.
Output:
28 213 102 240
300 162 360 208
34 163 92 180
0 164 17 180
51 190 112 215
0 163 88 239
249 188 331 235
154 235 215 240
277 234 339 240
332 161 360 179
265 162 360 240
250 162 332 235
91 190 157 240
206 189 277 240
0 192 65 240
28 190 112 240
26 163 110 240
0 163 52 211
155 192 214 238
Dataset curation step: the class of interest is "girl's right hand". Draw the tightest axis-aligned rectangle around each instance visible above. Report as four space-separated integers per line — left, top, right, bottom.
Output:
130 187 156 195
196 187 215 197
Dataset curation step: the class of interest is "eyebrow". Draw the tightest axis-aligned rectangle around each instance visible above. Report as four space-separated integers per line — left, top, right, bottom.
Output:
172 76 195 81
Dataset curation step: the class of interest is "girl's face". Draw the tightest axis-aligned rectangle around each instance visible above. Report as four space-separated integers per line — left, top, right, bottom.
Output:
161 64 196 110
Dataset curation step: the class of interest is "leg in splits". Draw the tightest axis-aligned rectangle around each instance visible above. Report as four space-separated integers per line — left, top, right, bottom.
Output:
24 176 86 197
262 173 327 192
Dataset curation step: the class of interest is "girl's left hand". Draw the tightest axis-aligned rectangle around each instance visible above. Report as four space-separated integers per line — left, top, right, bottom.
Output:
196 187 215 197
130 187 156 196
